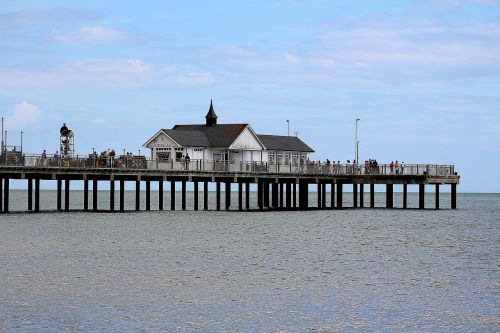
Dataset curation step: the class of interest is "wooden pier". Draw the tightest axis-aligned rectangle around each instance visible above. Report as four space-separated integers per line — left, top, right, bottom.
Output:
0 166 459 213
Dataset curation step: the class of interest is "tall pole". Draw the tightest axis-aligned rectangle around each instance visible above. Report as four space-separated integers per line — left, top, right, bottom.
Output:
20 131 23 153
286 120 290 136
1 117 4 154
354 118 360 163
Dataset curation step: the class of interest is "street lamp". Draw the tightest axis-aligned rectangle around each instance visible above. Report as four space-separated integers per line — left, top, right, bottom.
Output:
354 118 360 163
286 120 290 136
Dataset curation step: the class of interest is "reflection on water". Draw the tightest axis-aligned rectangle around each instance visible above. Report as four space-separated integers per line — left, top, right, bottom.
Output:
0 193 498 332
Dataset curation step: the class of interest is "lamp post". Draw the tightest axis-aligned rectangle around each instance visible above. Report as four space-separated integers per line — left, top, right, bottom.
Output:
286 120 290 136
354 118 360 163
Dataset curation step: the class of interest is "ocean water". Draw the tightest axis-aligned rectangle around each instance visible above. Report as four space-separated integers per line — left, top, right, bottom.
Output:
0 192 498 332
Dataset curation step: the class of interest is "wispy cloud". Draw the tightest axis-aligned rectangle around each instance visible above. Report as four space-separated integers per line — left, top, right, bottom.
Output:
0 58 216 87
48 26 147 44
0 8 103 28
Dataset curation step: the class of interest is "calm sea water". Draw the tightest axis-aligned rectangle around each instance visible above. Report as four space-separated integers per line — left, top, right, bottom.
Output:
0 192 498 332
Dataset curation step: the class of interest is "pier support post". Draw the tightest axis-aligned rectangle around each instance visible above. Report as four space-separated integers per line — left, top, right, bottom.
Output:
225 181 231 210
257 181 263 210
337 183 343 208
182 180 186 210
370 184 375 208
353 184 358 208
435 184 440 210
204 180 208 210
286 182 292 209
419 184 425 209
84 179 88 211
272 182 278 209
120 180 125 211
109 180 115 212
194 181 198 211
386 184 393 208
238 181 243 211
170 180 176 211
279 183 284 209
3 178 9 213
360 184 364 208
216 181 221 211
331 183 335 208
57 179 62 211
293 183 297 208
135 180 140 211
145 180 151 211
299 181 308 210
403 184 408 209
28 178 33 211
35 178 40 212
317 183 322 208
451 183 457 209
93 179 98 212
245 181 250 210
264 182 270 208
65 179 70 212
322 183 327 208
159 180 163 211
0 178 2 212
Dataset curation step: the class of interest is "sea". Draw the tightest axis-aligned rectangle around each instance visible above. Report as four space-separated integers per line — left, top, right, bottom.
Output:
0 191 498 332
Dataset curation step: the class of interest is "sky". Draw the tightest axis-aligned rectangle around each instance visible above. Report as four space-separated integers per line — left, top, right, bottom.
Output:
0 0 499 192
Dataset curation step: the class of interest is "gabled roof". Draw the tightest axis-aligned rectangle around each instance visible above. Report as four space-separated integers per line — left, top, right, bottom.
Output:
162 129 209 147
173 124 248 148
257 134 315 152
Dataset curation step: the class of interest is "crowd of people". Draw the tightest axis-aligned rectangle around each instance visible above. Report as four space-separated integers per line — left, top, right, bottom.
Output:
300 158 405 175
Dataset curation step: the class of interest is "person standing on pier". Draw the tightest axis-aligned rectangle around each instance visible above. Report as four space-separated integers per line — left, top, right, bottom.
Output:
395 160 400 174
185 153 190 170
41 149 47 167
390 161 394 174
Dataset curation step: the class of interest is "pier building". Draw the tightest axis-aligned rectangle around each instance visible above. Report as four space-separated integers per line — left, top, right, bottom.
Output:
143 100 314 172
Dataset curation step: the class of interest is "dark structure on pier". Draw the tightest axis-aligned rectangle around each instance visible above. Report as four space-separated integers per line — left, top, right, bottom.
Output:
0 166 459 213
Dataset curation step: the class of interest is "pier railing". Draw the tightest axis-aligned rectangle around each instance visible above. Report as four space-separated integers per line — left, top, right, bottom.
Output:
0 153 455 176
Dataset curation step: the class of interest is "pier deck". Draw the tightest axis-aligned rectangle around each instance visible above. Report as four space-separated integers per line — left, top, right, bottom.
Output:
0 163 459 213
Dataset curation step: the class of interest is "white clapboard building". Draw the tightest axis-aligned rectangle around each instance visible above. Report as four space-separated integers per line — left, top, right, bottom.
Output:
143 101 314 172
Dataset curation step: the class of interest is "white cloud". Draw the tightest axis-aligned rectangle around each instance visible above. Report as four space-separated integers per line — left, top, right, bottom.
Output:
6 101 42 130
49 26 135 44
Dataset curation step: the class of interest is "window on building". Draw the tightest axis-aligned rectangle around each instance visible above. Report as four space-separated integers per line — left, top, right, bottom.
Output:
284 153 291 164
277 153 283 164
292 153 299 166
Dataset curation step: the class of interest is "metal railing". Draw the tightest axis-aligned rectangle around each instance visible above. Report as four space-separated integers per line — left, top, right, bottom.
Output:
0 153 455 176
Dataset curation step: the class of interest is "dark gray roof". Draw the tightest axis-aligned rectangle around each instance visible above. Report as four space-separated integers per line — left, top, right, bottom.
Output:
162 129 210 147
165 124 248 148
257 134 314 152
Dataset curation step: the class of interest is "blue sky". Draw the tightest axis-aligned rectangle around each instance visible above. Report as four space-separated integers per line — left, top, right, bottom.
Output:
1 0 499 192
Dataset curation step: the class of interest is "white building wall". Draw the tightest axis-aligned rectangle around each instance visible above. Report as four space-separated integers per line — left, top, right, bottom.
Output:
229 127 264 150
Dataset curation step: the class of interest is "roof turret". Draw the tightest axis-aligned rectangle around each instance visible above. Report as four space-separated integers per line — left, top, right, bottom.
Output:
205 99 217 126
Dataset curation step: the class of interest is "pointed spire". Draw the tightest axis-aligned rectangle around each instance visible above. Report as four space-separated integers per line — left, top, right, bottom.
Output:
205 99 217 126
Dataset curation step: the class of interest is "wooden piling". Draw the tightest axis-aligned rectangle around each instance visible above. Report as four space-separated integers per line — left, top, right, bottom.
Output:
257 181 263 210
216 181 221 211
322 183 326 208
435 184 440 210
203 180 208 210
225 181 231 210
65 179 70 211
451 183 457 209
272 182 278 208
330 183 335 208
360 184 364 208
293 183 297 208
28 178 33 211
34 178 40 212
386 184 393 208
337 183 343 208
403 184 408 209
370 183 375 208
264 182 270 208
279 183 284 209
93 179 98 212
194 181 198 211
110 180 115 212
120 179 125 211
170 180 176 211
57 179 62 211
159 180 163 211
182 180 186 210
145 180 151 211
135 180 140 211
3 178 9 213
245 181 250 210
238 181 243 211
83 179 88 211
317 183 321 208
286 182 292 209
419 184 425 209
353 184 358 208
